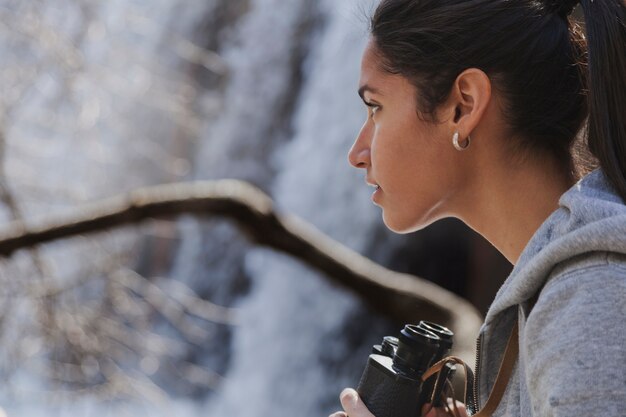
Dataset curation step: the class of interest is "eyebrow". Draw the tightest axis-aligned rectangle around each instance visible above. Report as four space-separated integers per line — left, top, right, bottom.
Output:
358 84 381 100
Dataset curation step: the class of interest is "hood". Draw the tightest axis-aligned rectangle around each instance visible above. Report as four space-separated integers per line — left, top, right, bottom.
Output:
484 168 626 323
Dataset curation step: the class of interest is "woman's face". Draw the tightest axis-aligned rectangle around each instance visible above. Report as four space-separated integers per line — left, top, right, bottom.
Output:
348 40 467 233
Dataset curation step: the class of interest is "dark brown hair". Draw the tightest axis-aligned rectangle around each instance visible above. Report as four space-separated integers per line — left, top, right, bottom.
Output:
370 0 626 201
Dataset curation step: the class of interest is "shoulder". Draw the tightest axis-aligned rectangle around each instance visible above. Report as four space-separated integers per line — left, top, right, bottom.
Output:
522 250 626 360
521 252 626 415
548 251 626 280
530 251 626 329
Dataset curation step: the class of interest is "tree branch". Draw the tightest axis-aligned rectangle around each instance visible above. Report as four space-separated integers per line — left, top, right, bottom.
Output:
0 180 483 349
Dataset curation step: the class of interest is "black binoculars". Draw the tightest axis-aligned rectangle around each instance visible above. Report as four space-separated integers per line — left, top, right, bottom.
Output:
356 321 455 417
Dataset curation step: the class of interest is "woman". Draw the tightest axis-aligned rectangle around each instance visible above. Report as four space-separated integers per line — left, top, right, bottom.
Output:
330 0 626 416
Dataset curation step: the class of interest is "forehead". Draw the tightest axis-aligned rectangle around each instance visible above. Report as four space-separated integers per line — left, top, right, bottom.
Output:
359 39 386 86
359 39 415 99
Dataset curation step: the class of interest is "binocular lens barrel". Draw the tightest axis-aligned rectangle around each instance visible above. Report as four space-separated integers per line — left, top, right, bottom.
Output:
380 336 399 356
419 320 453 355
392 325 441 377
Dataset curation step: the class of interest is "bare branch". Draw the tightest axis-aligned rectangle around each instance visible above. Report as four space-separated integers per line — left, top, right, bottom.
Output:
0 180 483 347
112 268 239 327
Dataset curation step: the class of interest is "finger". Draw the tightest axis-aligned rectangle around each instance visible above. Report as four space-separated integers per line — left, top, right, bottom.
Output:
421 403 439 417
329 413 347 417
421 400 468 417
445 398 467 417
421 403 447 417
339 388 375 417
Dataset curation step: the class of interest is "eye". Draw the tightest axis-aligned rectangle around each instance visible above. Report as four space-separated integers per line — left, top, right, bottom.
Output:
365 101 381 118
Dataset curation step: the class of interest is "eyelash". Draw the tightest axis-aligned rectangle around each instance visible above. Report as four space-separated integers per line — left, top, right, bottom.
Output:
364 101 380 116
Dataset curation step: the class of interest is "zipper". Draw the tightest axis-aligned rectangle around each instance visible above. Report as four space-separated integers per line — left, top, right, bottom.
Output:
472 333 483 414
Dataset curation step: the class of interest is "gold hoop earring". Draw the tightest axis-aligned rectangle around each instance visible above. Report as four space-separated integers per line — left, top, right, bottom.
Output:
453 132 471 151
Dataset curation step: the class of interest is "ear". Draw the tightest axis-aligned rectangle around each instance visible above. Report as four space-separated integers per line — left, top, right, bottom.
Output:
446 68 492 138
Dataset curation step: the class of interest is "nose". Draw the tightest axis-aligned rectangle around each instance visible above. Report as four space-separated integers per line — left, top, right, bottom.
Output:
348 122 371 169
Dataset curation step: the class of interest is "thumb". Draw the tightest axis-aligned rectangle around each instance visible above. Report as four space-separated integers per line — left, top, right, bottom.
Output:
340 388 375 417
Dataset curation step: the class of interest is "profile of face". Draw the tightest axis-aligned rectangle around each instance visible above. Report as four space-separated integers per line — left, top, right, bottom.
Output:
348 40 470 233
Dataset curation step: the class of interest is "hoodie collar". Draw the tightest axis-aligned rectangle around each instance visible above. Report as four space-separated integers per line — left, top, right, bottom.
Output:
484 169 626 324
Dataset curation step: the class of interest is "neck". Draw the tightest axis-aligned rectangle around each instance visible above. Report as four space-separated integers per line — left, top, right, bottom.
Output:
457 153 576 265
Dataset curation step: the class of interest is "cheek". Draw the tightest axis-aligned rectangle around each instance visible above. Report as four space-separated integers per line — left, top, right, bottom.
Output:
385 133 454 201
372 113 451 185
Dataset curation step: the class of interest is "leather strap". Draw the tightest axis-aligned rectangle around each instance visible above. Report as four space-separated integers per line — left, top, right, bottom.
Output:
422 356 475 412
421 321 519 417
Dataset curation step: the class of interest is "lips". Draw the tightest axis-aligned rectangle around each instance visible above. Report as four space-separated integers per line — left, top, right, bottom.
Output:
366 177 380 190
367 179 382 204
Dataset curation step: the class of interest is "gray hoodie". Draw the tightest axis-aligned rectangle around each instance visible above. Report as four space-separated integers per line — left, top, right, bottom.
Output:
476 169 626 416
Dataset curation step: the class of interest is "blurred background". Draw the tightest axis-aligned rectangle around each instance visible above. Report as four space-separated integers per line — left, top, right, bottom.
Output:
0 0 511 415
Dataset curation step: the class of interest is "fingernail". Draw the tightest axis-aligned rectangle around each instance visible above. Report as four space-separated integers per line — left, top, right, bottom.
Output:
340 388 358 408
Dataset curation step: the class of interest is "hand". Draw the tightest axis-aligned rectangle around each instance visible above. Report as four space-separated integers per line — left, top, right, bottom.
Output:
421 400 468 417
327 388 468 417
328 388 375 417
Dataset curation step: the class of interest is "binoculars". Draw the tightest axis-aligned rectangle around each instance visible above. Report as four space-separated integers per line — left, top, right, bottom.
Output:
356 321 455 417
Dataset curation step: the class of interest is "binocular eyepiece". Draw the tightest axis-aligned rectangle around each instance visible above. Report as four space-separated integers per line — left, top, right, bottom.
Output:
356 321 454 417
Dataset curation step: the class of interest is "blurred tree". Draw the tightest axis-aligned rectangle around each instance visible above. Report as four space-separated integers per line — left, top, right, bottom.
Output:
0 0 234 403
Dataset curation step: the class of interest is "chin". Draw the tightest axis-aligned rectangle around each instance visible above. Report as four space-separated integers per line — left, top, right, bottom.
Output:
382 210 443 234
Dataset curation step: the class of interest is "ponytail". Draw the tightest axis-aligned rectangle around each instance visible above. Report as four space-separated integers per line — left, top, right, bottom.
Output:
579 0 626 201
